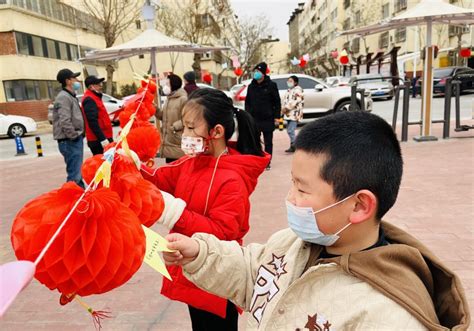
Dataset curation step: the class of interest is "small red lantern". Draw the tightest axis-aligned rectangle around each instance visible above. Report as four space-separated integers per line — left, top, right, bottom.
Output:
460 48 471 58
299 57 307 68
126 122 161 163
266 67 270 74
202 73 213 84
234 68 243 76
340 56 349 65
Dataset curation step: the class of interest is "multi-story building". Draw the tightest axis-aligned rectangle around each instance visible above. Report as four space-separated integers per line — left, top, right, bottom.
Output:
289 0 473 79
287 2 305 56
0 0 239 121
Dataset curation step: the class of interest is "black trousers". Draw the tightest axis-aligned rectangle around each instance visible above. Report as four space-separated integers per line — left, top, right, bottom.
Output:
188 301 238 331
255 121 274 157
87 140 103 155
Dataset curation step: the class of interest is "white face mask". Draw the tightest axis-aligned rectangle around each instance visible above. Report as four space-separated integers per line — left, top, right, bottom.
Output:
163 85 171 96
181 136 205 156
286 194 354 246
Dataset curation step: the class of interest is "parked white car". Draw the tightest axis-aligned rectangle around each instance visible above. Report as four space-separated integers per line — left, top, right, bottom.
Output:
48 93 124 125
231 74 372 122
325 76 350 87
0 114 37 138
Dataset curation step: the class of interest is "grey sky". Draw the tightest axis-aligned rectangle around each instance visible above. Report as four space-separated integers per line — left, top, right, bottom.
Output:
230 0 303 42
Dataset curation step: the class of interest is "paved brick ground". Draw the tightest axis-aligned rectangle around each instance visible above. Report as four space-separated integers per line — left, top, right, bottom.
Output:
0 123 472 330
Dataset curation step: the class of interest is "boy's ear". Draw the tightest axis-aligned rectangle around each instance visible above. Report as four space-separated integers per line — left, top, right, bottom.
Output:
349 190 377 224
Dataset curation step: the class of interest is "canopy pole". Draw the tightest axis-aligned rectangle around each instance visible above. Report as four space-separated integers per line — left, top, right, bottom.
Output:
415 18 438 142
151 48 161 134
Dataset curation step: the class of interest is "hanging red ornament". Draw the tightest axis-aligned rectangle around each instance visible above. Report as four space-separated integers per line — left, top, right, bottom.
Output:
234 68 243 76
202 73 213 84
340 56 349 65
11 182 146 300
266 67 270 74
299 57 307 68
460 48 471 58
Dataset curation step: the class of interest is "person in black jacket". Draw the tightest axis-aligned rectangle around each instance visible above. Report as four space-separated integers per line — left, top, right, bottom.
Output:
245 62 281 170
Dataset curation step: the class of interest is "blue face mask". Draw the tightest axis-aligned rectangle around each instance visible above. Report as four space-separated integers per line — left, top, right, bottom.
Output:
72 82 82 90
253 71 263 80
286 194 354 246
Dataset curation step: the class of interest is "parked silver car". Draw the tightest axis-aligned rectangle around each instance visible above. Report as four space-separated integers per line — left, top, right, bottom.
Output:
349 74 394 100
231 74 372 122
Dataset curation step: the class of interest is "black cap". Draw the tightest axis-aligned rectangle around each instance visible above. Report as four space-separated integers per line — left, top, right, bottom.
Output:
183 71 196 82
85 75 105 87
56 69 80 84
253 62 268 75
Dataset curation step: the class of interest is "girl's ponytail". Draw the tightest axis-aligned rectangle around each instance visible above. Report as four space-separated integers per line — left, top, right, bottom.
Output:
233 108 264 156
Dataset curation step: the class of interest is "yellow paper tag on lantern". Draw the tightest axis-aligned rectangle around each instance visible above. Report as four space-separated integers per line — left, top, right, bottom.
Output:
120 113 135 138
142 225 174 280
93 160 112 188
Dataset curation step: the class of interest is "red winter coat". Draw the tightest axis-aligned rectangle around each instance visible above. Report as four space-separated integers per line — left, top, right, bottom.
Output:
141 148 270 318
81 89 113 142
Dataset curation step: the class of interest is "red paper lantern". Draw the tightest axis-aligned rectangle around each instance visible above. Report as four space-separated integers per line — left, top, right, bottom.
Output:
202 73 213 84
266 67 270 74
299 57 307 68
11 182 145 299
234 68 243 76
82 156 164 227
460 48 471 58
141 79 157 94
127 122 161 163
340 56 349 65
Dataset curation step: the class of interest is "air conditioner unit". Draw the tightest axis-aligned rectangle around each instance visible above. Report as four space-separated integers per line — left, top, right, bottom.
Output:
203 51 212 59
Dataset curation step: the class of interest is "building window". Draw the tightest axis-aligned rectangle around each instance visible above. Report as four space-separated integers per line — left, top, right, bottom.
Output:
16 32 30 55
3 80 61 101
395 0 407 13
382 3 389 19
352 38 360 53
343 18 351 30
395 28 406 42
344 0 350 9
58 42 69 61
355 11 361 25
379 31 389 48
45 38 57 58
31 35 44 57
449 25 469 37
135 19 141 30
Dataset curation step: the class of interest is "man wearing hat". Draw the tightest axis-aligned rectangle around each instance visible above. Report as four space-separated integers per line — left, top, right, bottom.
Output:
183 71 199 95
245 61 281 170
53 68 85 188
81 75 113 155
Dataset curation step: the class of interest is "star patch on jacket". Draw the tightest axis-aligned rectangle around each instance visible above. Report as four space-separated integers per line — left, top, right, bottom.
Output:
249 254 288 324
295 313 332 331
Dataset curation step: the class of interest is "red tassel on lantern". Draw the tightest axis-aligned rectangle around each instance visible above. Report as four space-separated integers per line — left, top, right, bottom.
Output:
11 182 146 299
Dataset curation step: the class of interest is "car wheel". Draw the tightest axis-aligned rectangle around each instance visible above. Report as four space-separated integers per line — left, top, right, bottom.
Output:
335 100 359 112
8 123 26 138
387 96 393 100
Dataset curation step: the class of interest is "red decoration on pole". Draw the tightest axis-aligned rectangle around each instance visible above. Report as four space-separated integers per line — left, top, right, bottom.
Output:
202 73 213 84
266 67 270 74
460 48 471 58
234 68 243 76
299 57 307 68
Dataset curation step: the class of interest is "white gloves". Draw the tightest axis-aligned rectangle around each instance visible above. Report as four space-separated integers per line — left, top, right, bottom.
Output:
100 139 109 148
158 190 187 229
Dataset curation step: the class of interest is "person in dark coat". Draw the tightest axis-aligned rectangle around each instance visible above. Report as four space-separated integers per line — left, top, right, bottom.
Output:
183 71 199 96
245 62 281 170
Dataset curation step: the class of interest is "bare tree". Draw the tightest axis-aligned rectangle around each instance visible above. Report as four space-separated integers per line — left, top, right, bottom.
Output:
157 1 218 80
80 0 141 95
225 15 273 80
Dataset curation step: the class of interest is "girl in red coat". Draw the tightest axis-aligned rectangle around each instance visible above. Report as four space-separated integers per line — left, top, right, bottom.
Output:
141 88 270 330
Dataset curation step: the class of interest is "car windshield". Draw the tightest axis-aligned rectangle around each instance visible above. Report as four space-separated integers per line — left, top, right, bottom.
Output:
434 68 454 78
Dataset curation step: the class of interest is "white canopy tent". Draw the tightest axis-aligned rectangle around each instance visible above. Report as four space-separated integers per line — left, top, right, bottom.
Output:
341 0 474 141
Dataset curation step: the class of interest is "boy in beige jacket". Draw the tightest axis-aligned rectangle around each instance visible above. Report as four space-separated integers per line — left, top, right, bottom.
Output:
163 112 470 330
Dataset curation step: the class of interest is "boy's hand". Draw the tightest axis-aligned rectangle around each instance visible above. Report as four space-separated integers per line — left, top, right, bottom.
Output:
163 233 200 266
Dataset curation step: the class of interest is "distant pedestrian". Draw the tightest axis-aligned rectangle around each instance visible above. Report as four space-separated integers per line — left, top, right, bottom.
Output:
158 74 188 163
81 75 113 155
183 71 199 96
281 75 304 153
52 69 85 188
245 62 281 170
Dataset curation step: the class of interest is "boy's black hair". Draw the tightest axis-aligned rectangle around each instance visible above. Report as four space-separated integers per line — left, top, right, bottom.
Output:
294 112 403 219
